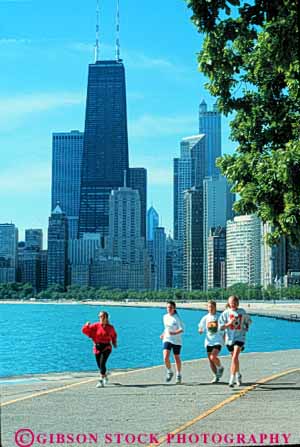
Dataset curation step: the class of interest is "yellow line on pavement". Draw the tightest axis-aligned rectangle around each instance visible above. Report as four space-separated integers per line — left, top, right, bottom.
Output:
147 367 300 447
0 364 162 407
0 377 96 407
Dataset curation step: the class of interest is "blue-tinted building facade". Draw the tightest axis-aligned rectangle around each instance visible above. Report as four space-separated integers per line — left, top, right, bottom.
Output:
128 167 147 241
52 130 84 239
78 60 129 237
173 134 206 243
47 205 69 289
199 100 221 177
147 206 159 241
25 229 43 250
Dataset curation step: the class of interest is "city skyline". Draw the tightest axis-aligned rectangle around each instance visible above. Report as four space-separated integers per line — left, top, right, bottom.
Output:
0 0 237 244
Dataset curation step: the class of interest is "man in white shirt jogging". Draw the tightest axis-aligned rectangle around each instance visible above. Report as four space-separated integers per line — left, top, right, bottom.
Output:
160 301 184 384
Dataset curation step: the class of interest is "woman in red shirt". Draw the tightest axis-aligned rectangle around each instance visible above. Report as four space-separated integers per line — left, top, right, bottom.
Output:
82 311 117 388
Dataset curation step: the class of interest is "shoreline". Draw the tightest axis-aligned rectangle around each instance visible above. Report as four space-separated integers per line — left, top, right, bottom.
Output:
1 299 300 322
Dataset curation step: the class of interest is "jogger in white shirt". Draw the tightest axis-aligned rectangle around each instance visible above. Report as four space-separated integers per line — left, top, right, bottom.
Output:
219 295 252 387
160 301 184 384
198 300 224 383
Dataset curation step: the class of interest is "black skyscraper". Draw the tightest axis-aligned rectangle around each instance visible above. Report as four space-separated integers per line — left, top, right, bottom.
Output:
78 60 129 237
128 168 147 241
47 204 68 289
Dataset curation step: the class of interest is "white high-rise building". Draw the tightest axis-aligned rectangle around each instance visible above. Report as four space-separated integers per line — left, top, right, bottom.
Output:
226 215 262 287
108 187 144 264
106 186 151 290
203 175 235 289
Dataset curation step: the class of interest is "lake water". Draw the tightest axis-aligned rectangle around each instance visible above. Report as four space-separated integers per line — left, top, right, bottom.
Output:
1 303 300 377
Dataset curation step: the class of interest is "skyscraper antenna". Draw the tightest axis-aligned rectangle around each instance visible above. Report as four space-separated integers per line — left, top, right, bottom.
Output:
94 0 100 62
116 0 120 61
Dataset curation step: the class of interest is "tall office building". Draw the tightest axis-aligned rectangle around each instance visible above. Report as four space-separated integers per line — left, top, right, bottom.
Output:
172 240 183 289
105 186 149 289
108 187 144 264
199 100 221 177
174 134 206 243
25 229 43 251
207 226 226 289
166 235 174 288
68 233 102 266
153 227 167 290
147 206 159 241
47 204 69 288
0 223 18 282
203 176 235 289
69 234 103 287
173 135 205 288
52 131 84 239
128 167 147 240
226 215 262 287
183 187 203 291
18 250 41 292
40 250 48 291
78 60 129 237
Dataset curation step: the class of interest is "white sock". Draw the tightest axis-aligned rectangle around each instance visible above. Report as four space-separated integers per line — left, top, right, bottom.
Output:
229 374 235 382
167 368 172 373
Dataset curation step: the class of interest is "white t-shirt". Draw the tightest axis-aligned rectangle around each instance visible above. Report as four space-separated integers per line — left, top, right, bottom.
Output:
218 308 251 345
198 313 224 347
163 313 184 346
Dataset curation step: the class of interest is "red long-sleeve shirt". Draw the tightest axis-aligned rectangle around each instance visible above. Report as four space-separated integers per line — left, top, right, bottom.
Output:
82 322 117 354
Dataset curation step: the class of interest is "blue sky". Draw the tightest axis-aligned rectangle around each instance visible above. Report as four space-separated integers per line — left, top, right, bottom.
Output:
0 0 236 244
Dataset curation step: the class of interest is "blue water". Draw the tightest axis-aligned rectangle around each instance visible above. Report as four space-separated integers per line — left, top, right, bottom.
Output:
1 304 300 378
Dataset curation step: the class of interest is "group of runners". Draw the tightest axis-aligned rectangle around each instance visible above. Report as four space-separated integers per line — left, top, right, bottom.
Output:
82 295 252 388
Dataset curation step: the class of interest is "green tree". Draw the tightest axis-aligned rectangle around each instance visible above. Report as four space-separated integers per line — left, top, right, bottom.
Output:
185 0 299 244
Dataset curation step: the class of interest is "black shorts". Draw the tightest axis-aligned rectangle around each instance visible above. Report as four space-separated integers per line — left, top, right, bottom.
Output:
163 342 181 355
206 344 222 353
226 341 245 352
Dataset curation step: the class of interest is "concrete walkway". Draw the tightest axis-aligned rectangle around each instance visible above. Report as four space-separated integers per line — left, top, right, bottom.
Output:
1 350 300 447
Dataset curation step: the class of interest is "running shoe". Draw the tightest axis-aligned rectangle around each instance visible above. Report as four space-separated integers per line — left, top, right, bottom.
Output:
166 371 174 382
176 375 182 384
96 379 104 388
228 375 235 388
235 373 242 386
210 375 219 384
103 376 109 385
216 366 224 379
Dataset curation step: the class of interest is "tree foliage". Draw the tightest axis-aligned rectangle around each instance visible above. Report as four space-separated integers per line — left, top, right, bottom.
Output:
185 0 300 244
